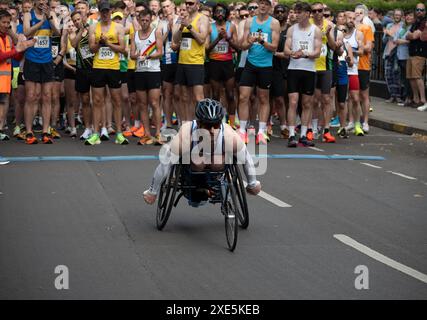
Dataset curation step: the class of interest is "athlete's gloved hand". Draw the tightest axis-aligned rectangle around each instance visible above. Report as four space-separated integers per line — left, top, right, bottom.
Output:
143 190 157 205
246 181 261 196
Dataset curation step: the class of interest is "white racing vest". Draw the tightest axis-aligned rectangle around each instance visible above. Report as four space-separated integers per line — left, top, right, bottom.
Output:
135 29 160 72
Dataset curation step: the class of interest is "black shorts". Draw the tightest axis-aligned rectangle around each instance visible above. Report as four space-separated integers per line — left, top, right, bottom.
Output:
90 68 122 89
271 70 285 97
176 64 205 86
18 72 25 86
134 72 162 91
208 60 234 82
315 70 332 94
75 68 92 93
53 62 64 82
64 67 76 80
235 67 244 84
120 71 127 84
127 70 136 93
204 62 210 84
161 63 177 84
358 70 370 91
239 61 273 90
287 69 316 96
336 84 348 103
23 59 54 83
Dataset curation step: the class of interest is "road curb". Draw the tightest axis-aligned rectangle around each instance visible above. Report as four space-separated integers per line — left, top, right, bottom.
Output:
369 117 427 136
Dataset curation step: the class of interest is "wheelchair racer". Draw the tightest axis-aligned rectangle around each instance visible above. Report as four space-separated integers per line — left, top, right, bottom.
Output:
143 99 261 205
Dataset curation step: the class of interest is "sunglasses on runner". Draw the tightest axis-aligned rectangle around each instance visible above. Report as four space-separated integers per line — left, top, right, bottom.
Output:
324 13 330 18
240 14 249 18
312 9 323 14
415 8 425 12
248 6 258 11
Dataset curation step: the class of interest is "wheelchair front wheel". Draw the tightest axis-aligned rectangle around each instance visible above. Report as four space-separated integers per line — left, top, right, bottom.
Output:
230 164 249 229
224 170 239 251
156 164 181 230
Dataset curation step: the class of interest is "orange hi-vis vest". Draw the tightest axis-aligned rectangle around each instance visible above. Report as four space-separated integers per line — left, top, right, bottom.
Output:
0 35 12 94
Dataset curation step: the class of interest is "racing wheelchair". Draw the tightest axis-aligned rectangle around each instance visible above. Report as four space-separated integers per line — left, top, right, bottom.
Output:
156 162 249 251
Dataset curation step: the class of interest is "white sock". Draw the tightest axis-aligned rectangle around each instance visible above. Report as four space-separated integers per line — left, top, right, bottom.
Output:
301 125 308 137
280 125 287 131
134 120 140 128
311 119 318 132
239 120 247 133
258 122 267 134
289 126 295 137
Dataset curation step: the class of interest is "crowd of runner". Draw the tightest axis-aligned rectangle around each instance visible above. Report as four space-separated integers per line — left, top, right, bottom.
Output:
0 0 426 146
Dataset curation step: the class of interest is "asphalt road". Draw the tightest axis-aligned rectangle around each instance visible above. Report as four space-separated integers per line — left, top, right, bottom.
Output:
0 127 426 299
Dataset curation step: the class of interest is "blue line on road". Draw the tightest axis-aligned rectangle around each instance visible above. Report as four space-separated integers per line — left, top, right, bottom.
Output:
0 154 386 163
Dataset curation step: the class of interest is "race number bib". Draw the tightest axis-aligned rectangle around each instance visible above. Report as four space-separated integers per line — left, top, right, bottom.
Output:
80 45 94 59
69 48 77 61
298 40 309 52
98 46 114 60
180 38 191 51
214 41 228 54
251 32 268 45
34 36 49 49
51 45 59 58
165 41 173 54
320 43 327 57
137 58 149 70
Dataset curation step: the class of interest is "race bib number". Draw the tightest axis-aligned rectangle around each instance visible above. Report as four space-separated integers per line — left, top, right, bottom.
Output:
320 44 327 57
69 48 77 61
298 40 309 51
165 41 173 54
137 58 149 70
80 45 94 59
251 32 268 45
51 45 59 58
214 41 229 54
99 46 114 60
180 38 191 51
34 36 49 49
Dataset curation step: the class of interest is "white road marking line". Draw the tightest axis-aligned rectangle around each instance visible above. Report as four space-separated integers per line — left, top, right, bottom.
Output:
243 181 292 208
386 171 417 180
334 234 427 284
360 162 382 169
308 147 325 152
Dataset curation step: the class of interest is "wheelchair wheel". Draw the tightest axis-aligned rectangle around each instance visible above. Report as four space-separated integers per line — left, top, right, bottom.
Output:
231 164 249 229
156 164 181 230
224 170 239 252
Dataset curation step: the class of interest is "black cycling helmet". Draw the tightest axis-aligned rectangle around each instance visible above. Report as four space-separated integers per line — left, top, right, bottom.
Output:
195 98 225 125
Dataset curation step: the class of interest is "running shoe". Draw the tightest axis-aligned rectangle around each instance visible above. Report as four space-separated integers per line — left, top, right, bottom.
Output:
16 132 26 140
280 128 289 139
329 117 340 127
0 131 10 141
13 125 21 137
345 121 355 132
154 134 164 145
255 132 269 145
354 124 365 136
322 131 336 143
85 133 101 145
100 127 109 141
337 127 349 139
41 133 53 144
107 126 116 135
247 125 256 137
50 127 61 139
70 127 77 138
299 136 315 147
138 135 155 145
362 122 370 134
80 128 92 140
267 124 273 137
306 130 314 141
287 135 297 148
130 126 139 133
115 132 129 145
64 126 72 134
34 117 43 133
238 131 249 144
123 129 133 137
171 112 178 125
133 126 146 138
417 103 427 112
25 132 38 144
